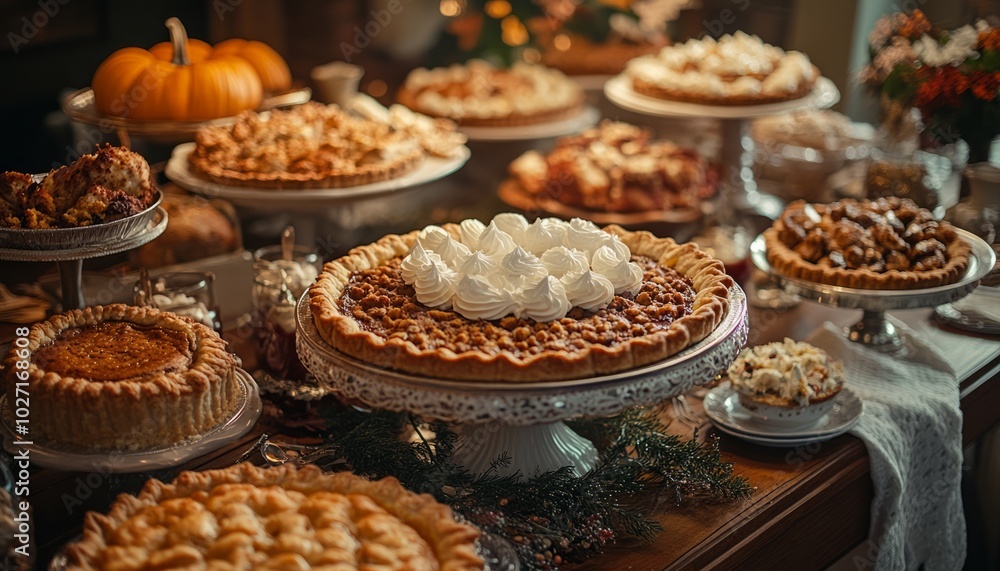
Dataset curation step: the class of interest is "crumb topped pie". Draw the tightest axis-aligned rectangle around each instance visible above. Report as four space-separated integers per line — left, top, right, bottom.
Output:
506 120 716 213
309 214 733 382
764 198 971 289
3 304 240 450
62 463 483 571
188 98 466 189
398 60 585 126
626 31 819 105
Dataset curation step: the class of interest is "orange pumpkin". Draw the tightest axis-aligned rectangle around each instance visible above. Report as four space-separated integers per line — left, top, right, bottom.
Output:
92 18 263 121
213 39 292 92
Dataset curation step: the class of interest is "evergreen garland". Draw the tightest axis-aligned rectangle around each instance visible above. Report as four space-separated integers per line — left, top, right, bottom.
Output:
264 403 752 571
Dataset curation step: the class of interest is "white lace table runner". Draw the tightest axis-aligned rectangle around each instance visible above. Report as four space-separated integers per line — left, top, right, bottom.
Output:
808 320 965 571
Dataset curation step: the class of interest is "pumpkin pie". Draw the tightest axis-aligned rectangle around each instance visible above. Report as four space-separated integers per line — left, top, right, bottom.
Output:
3 304 240 450
188 99 466 189
506 120 715 213
764 198 971 289
62 463 484 571
397 60 585 126
626 31 819 105
309 214 733 382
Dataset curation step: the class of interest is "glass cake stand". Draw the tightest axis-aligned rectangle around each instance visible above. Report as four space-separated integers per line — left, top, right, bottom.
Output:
0 205 168 310
749 229 996 351
295 286 749 477
603 75 840 220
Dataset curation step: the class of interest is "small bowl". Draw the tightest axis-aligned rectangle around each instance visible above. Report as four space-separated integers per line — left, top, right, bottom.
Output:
736 391 840 428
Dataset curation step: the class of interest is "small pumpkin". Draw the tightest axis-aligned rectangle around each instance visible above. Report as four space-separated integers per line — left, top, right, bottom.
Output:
92 18 263 121
213 39 292 92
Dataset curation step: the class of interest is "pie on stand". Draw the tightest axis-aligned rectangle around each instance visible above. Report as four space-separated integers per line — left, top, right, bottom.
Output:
299 215 749 476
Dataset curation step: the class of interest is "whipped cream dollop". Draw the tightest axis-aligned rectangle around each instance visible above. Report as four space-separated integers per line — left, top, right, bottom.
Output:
400 214 645 321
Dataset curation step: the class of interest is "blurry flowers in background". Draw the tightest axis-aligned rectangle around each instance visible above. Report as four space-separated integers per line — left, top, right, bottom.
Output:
430 0 688 65
860 9 1000 163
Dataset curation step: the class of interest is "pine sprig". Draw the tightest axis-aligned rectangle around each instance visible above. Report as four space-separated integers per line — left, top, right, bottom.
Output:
313 403 752 570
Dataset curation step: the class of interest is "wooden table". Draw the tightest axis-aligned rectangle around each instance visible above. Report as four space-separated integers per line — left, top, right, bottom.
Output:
7 301 1000 570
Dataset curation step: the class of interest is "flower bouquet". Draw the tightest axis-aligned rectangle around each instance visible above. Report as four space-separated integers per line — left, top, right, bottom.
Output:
861 10 1000 163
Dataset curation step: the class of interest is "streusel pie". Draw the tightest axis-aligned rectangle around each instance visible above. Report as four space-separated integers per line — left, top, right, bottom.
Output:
309 214 733 382
63 463 483 571
506 121 715 213
188 98 466 189
765 198 970 289
397 60 585 126
3 304 240 450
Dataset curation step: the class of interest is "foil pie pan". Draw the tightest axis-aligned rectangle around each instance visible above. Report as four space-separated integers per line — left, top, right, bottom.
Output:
0 189 163 251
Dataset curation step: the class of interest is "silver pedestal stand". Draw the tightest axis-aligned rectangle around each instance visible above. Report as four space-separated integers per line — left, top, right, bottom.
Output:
296 286 749 476
749 230 996 351
0 208 168 310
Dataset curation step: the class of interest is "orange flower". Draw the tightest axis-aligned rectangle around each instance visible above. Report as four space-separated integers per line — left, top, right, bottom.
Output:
971 71 1000 101
979 29 1000 51
899 9 931 39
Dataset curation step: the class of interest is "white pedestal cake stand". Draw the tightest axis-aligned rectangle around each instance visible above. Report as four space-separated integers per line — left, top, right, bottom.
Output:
749 229 996 352
0 206 168 310
604 75 840 220
296 286 749 477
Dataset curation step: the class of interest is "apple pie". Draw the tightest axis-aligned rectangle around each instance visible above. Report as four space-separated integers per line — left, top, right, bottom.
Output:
764 198 971 289
62 463 483 570
3 304 240 450
626 32 819 105
397 60 585 126
506 120 715 213
309 214 733 382
188 99 467 189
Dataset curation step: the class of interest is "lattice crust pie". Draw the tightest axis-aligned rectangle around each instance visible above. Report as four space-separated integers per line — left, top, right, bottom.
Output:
506 120 716 213
62 463 484 571
2 304 240 450
1 146 156 229
309 217 733 382
188 98 467 189
626 31 820 105
397 60 585 126
764 198 971 289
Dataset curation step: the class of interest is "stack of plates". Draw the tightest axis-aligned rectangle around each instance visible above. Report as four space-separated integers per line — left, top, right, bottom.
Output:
702 385 863 448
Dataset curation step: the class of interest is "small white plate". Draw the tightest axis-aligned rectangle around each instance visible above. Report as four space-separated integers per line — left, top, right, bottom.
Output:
703 385 862 441
1 369 262 472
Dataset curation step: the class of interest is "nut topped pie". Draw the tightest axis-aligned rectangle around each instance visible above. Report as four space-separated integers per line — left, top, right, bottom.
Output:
764 198 971 289
626 31 819 105
506 120 716 213
309 214 733 382
398 60 585 126
2 304 240 450
188 98 467 189
63 463 484 571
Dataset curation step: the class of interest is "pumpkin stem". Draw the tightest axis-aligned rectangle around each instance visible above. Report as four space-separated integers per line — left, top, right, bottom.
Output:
165 17 190 66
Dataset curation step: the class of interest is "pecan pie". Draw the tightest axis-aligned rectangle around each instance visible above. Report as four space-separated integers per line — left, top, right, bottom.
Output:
397 60 585 126
0 146 156 229
764 198 971 289
2 304 240 450
309 215 733 382
506 120 716 213
188 99 466 189
626 32 819 105
62 463 483 571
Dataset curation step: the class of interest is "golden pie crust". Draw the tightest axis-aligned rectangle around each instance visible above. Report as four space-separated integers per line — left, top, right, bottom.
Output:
506 120 716 213
63 463 483 571
764 198 971 289
2 304 240 450
397 61 585 127
309 225 733 382
188 101 462 189
632 71 818 106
